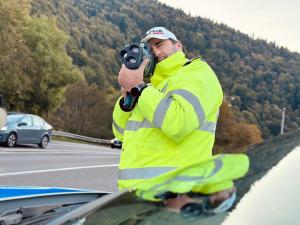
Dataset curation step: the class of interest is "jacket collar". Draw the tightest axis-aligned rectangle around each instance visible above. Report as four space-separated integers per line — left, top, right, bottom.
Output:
150 51 187 87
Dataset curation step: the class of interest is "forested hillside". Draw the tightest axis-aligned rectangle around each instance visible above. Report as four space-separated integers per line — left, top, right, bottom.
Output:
30 0 300 138
1 0 299 152
0 0 82 115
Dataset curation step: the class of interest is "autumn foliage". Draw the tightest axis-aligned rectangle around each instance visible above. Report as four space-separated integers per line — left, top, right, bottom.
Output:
214 101 263 153
49 81 115 139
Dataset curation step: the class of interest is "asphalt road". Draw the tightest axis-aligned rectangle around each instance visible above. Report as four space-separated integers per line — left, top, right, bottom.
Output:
0 141 120 192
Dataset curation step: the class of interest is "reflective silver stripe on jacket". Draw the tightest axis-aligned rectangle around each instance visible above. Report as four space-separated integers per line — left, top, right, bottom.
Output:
124 89 217 133
198 121 217 133
113 120 124 134
161 83 168 93
153 89 206 128
125 119 216 133
140 155 224 199
173 156 223 182
152 96 173 128
126 118 154 131
118 167 177 180
153 89 216 133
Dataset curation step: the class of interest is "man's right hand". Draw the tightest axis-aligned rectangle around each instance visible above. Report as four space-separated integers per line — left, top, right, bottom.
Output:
117 58 149 92
120 87 127 98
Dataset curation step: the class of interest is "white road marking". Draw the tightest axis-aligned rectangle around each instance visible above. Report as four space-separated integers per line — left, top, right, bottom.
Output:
49 142 107 148
0 164 119 177
0 150 120 155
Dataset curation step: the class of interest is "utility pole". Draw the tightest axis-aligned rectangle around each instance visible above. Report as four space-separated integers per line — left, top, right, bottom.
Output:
280 108 286 135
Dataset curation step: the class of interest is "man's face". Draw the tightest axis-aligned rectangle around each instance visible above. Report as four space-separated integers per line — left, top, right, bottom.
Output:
148 38 182 62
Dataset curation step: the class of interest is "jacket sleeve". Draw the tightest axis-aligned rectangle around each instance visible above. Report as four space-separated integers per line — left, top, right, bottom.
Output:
112 97 131 141
137 62 223 142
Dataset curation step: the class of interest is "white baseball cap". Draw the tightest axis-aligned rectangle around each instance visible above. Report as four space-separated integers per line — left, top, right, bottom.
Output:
141 27 178 43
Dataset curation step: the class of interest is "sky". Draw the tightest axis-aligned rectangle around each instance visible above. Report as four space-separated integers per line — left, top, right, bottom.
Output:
158 0 300 53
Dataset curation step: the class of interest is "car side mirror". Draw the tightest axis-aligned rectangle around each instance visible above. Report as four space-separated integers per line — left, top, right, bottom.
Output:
18 122 28 127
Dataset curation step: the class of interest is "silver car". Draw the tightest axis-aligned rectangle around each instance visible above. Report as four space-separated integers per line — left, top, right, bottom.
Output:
0 113 52 148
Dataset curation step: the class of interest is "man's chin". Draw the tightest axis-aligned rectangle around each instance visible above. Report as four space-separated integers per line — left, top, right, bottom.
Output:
157 57 166 63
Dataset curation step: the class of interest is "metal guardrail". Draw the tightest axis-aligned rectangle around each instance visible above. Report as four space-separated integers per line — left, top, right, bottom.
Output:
52 130 112 145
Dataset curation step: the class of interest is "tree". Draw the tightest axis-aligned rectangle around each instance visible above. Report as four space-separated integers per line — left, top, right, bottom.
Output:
0 0 33 111
215 101 263 153
0 0 83 116
51 81 114 138
22 16 83 115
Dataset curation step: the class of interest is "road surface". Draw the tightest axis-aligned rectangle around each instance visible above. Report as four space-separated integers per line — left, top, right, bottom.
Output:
0 141 120 192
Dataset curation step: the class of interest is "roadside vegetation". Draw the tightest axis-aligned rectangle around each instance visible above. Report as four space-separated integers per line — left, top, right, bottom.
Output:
1 0 299 152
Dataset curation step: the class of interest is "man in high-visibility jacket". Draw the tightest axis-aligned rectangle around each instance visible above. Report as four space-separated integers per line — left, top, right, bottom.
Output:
113 27 249 213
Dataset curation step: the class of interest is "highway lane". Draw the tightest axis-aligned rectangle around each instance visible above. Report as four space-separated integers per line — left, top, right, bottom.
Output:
0 141 120 192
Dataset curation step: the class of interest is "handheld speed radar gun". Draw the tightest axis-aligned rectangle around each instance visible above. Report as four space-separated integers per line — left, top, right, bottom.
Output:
119 42 156 110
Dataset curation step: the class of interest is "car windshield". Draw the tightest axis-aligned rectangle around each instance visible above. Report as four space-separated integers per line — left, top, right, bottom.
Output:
7 115 24 123
49 131 300 225
51 190 229 225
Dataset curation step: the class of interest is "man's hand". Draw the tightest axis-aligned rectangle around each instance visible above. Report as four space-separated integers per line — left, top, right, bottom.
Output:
118 58 149 92
120 87 127 97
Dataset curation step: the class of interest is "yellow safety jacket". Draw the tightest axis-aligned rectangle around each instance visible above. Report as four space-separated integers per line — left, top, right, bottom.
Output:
136 154 249 201
113 51 247 199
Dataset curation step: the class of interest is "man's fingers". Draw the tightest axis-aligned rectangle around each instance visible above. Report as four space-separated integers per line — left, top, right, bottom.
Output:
121 87 127 97
141 58 150 68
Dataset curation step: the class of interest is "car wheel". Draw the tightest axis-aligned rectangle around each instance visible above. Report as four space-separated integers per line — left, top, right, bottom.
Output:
6 133 17 147
39 135 49 149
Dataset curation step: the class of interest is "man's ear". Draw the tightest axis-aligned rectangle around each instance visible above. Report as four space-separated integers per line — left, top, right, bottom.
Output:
175 41 182 51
